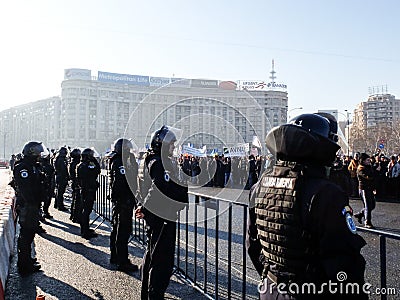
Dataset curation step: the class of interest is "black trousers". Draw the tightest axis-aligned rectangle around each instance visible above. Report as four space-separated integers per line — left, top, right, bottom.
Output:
43 192 52 214
141 216 176 300
70 184 82 223
18 204 39 268
55 179 68 208
359 189 376 224
80 190 96 235
110 201 134 264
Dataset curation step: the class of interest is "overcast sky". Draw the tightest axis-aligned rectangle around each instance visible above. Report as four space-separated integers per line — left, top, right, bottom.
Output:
1 0 399 122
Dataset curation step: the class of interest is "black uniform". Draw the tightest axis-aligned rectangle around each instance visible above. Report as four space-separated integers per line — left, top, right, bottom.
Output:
140 152 188 300
109 152 138 267
69 156 82 223
246 156 258 189
77 156 100 238
247 163 367 299
13 157 44 274
54 152 69 210
248 113 367 300
41 157 55 218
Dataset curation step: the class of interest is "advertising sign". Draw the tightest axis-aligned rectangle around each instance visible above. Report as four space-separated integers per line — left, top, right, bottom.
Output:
191 79 219 89
238 80 287 91
219 81 237 90
149 77 171 87
98 71 149 86
64 68 91 80
170 78 191 88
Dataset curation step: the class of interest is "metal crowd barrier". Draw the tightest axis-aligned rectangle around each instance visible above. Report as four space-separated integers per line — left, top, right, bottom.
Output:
93 174 400 300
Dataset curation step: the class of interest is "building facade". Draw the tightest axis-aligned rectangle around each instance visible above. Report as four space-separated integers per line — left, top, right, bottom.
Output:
0 68 289 157
351 92 400 154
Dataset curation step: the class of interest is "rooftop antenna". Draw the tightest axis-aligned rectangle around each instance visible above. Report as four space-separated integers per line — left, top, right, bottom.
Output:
270 59 276 83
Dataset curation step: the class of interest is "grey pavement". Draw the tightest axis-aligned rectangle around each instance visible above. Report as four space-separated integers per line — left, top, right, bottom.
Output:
4 200 207 300
3 173 400 300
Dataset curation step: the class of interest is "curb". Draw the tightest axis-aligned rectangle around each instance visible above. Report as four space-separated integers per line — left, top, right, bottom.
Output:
0 185 16 300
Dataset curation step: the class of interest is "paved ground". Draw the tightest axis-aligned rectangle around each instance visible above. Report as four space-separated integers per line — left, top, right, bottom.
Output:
3 167 400 300
3 176 207 299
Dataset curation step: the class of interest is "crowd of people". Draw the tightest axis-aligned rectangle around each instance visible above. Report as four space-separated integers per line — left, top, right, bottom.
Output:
330 152 400 200
174 154 265 189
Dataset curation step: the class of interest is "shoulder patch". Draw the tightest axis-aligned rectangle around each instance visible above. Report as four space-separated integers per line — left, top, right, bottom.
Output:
345 213 357 234
164 171 170 182
20 169 29 178
119 166 126 175
341 205 353 216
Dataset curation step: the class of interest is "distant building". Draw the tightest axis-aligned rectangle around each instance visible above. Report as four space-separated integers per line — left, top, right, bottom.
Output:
351 92 400 154
0 66 289 157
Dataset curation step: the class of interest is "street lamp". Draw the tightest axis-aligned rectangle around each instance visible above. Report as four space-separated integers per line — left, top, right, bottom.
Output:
287 107 303 121
338 110 351 156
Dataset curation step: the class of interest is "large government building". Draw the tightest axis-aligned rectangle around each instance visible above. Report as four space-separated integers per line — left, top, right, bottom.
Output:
0 67 289 157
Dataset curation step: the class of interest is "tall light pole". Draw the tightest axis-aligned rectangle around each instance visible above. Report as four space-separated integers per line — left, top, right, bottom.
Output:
344 110 351 156
287 107 303 121
338 110 351 156
3 133 5 160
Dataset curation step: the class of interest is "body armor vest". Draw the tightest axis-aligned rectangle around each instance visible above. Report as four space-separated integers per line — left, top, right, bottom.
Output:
254 162 315 279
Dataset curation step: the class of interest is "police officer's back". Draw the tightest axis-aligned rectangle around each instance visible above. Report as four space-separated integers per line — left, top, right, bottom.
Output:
77 148 100 239
41 152 55 219
54 147 69 211
69 148 82 223
247 113 367 300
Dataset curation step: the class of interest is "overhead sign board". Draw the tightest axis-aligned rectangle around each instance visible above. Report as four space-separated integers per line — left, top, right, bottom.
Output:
64 68 91 80
170 78 191 88
98 71 149 86
238 80 287 91
219 81 237 90
191 79 219 89
149 76 171 87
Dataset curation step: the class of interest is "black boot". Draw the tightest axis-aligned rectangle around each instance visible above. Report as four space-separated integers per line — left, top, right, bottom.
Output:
353 212 363 224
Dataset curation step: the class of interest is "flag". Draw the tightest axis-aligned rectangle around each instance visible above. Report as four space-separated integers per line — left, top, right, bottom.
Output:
252 136 262 149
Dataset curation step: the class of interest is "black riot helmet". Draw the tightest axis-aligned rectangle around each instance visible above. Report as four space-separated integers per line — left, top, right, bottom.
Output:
150 125 177 154
81 148 94 161
113 138 133 155
58 147 68 156
70 148 81 159
22 141 47 159
289 113 338 143
265 113 340 166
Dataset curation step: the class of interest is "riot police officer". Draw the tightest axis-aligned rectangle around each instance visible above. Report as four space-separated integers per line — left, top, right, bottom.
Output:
13 141 47 275
77 148 101 239
135 125 189 300
69 148 82 223
54 146 69 211
41 151 55 219
247 113 367 299
109 138 139 272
